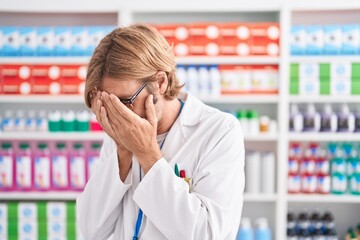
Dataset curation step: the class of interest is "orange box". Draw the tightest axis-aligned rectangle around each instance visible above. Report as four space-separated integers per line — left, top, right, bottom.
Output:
31 65 61 95
250 23 280 56
219 65 252 95
188 23 221 56
59 65 87 94
1 65 32 94
250 65 279 94
155 24 190 56
219 23 251 56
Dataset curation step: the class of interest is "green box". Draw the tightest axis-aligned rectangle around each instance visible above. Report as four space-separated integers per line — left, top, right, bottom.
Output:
320 81 330 95
352 63 360 78
351 82 360 95
290 63 299 78
290 82 299 95
320 63 330 78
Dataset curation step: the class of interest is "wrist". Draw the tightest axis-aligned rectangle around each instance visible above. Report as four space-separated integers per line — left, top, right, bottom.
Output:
136 149 162 174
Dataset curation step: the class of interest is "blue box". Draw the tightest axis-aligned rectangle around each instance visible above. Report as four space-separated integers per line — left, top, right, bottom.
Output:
306 25 325 55
87 26 111 56
72 26 89 56
20 27 37 56
290 26 307 55
37 27 55 56
1 27 20 56
342 24 360 55
55 27 72 56
324 25 342 55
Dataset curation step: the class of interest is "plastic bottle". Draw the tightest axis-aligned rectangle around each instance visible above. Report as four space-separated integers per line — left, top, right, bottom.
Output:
87 142 101 180
61 110 76 132
15 142 33 190
309 210 323 236
52 142 69 190
33 143 51 191
337 104 355 132
236 218 254 240
247 110 259 136
238 110 249 136
48 110 61 132
0 142 15 190
37 110 48 132
287 211 298 237
70 143 86 191
289 104 304 132
209 65 221 97
25 110 37 131
198 65 210 98
303 104 321 132
186 65 199 96
176 65 188 88
349 173 360 195
245 152 261 194
354 106 360 132
320 104 338 132
75 110 90 132
255 218 272 240
14 110 26 131
322 211 338 240
89 112 102 131
2 110 14 131
261 152 275 194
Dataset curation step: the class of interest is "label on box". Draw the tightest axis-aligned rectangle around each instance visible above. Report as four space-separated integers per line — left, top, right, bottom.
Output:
52 155 69 188
189 23 220 56
70 156 86 189
47 202 66 220
2 27 20 56
291 26 307 55
342 25 360 54
19 220 38 238
34 156 51 189
0 155 13 188
88 156 101 179
55 27 72 56
331 62 351 78
16 155 32 188
72 27 89 56
307 26 324 55
219 23 250 55
1 65 32 94
37 27 55 56
20 27 37 56
300 63 319 79
251 65 278 93
331 78 351 96
300 79 320 96
60 65 87 94
18 203 37 220
324 25 342 54
156 24 190 56
302 175 317 193
0 220 7 238
31 65 61 95
220 65 252 94
87 26 108 56
48 220 66 237
0 204 7 222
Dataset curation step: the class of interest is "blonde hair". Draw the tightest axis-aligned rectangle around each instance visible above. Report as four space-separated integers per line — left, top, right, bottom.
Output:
84 24 183 108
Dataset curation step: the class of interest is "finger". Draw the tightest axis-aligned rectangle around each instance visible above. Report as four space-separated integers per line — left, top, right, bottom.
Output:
91 91 101 113
100 92 127 125
145 94 157 127
108 93 140 123
100 106 117 137
95 99 103 124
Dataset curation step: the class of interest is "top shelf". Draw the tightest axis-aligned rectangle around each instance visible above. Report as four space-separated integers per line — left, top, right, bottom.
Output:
290 56 360 63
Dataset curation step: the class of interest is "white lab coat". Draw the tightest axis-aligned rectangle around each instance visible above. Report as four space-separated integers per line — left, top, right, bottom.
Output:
76 93 245 240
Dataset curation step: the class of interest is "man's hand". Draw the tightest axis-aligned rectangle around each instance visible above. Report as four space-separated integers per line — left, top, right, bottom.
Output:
100 92 162 174
90 91 132 182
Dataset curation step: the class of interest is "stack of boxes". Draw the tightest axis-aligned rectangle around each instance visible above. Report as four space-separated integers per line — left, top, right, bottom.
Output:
290 62 360 96
0 202 78 240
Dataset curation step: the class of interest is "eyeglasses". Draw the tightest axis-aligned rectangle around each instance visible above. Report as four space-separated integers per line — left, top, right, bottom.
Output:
118 82 148 106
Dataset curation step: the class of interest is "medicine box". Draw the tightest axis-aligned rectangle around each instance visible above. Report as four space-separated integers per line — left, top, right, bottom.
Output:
324 25 342 55
20 27 37 56
55 27 72 56
306 25 324 55
342 24 360 55
2 27 20 56
37 27 55 56
291 26 307 55
72 26 89 56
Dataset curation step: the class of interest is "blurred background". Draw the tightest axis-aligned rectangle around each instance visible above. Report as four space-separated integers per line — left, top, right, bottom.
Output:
0 0 359 239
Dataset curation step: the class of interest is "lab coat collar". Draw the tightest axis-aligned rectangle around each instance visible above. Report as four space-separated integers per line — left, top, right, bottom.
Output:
178 92 204 126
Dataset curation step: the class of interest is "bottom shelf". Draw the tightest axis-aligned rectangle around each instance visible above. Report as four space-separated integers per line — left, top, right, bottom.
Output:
0 191 81 201
287 194 360 203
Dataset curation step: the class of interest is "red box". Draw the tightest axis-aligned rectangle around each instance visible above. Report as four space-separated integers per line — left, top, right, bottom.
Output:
219 23 251 56
249 23 280 56
31 65 61 95
188 23 221 56
155 24 190 56
60 65 87 94
1 65 32 94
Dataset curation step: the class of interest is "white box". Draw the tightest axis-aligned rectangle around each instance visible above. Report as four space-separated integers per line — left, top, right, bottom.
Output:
299 63 319 79
18 203 37 220
55 27 72 56
48 220 66 237
72 27 89 56
0 204 7 222
20 27 37 56
290 25 307 55
342 24 360 55
324 25 342 55
300 78 320 96
19 220 38 238
331 78 351 96
306 26 324 55
331 62 351 78
47 202 66 220
0 220 7 239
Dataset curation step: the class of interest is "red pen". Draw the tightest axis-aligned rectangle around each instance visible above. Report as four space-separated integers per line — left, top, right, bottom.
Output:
180 170 186 178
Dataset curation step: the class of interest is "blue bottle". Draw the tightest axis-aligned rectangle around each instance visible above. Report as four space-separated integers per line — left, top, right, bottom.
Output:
237 218 254 240
255 218 272 240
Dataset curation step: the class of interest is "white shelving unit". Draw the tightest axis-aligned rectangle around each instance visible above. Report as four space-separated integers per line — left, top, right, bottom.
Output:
0 1 359 239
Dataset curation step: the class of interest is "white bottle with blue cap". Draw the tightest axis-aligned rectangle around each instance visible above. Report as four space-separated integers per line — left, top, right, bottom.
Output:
236 218 254 240
255 218 272 240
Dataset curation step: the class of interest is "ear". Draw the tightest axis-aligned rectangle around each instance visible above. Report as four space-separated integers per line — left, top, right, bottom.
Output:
156 71 168 95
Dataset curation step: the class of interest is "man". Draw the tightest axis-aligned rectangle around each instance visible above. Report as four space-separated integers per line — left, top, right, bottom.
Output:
77 24 245 240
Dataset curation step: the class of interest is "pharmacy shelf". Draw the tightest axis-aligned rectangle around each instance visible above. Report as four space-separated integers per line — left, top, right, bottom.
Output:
290 56 360 63
0 95 85 103
288 133 360 142
244 134 279 142
176 56 280 65
289 0 360 11
0 57 90 65
244 194 277 202
200 95 279 104
0 192 80 201
289 96 360 103
287 194 360 203
0 132 105 141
